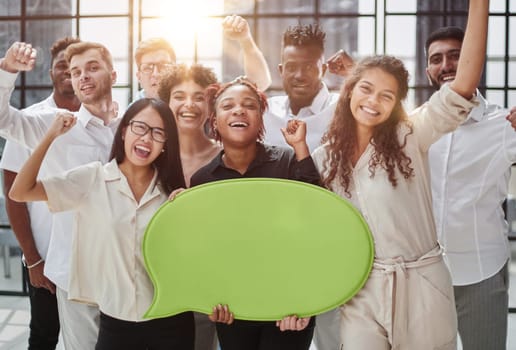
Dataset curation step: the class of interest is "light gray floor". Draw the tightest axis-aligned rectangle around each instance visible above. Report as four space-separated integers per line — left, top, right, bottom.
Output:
0 260 515 349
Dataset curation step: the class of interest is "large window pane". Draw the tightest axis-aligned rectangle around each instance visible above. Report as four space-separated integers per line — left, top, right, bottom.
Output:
0 0 20 16
0 21 21 61
385 16 416 56
485 89 505 107
488 17 506 56
386 0 417 13
321 0 362 14
26 0 73 16
79 18 130 85
486 61 506 87
25 89 53 106
25 19 75 86
80 0 128 15
258 0 313 14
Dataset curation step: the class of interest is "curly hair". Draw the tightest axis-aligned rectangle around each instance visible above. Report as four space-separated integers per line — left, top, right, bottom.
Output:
321 55 414 196
205 76 268 142
50 37 80 65
282 24 325 53
158 63 218 104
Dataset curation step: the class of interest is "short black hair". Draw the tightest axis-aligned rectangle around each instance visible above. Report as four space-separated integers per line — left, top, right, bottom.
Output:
425 26 464 56
282 24 326 52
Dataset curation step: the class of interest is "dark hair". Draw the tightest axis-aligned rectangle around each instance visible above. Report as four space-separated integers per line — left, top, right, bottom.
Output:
135 38 176 66
321 55 414 196
282 24 326 53
158 63 218 104
425 26 464 56
64 41 114 70
50 37 81 65
110 98 185 194
205 76 268 142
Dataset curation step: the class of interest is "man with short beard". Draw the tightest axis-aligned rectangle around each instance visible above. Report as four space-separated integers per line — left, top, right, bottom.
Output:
0 40 120 350
0 36 80 350
426 26 514 350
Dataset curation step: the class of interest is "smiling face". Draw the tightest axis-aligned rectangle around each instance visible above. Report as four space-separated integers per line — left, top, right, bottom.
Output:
69 48 115 105
279 45 327 114
50 50 74 97
349 67 399 133
426 38 461 89
168 79 208 133
122 106 166 168
213 84 263 148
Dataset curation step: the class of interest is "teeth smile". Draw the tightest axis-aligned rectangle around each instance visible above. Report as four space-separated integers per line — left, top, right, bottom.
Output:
229 122 249 127
180 112 196 118
361 106 379 115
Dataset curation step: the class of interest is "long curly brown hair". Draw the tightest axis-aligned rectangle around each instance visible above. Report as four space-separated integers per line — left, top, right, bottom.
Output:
321 55 414 196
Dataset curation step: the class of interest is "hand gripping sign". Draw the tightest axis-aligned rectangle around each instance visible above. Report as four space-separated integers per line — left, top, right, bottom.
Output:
143 178 374 321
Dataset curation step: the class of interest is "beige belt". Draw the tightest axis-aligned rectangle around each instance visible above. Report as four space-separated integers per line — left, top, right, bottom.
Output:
372 245 443 349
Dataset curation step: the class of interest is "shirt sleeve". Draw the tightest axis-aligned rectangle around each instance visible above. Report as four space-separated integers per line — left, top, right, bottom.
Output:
0 140 30 173
410 84 479 152
0 70 53 149
290 155 321 186
41 161 100 213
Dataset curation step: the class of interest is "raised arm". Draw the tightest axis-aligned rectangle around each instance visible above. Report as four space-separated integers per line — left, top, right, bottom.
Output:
9 112 77 203
222 15 272 91
449 0 489 98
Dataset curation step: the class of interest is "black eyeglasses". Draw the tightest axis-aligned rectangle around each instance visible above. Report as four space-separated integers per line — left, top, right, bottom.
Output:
139 62 174 74
129 120 167 143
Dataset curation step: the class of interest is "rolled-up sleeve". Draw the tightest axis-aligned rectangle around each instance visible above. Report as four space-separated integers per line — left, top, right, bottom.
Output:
42 162 100 213
411 84 479 152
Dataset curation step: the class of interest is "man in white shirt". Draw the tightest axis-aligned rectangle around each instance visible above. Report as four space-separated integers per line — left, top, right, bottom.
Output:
263 24 351 153
134 37 176 100
427 26 514 350
262 23 352 350
0 40 119 350
0 36 81 350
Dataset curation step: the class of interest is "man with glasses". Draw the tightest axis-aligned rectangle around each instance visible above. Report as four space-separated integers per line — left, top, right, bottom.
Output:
134 37 176 100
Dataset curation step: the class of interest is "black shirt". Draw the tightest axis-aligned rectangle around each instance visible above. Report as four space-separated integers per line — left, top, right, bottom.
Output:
190 143 321 187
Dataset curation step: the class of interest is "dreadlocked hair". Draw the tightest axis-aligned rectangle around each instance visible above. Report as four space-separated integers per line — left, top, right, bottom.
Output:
321 55 414 197
282 24 325 51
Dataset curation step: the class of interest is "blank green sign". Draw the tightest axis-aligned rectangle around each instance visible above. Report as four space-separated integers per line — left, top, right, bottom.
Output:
143 178 374 321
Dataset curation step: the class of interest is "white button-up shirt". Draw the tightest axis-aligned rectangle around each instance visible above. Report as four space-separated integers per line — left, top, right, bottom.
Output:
43 160 166 321
263 83 339 153
429 93 514 285
0 94 56 259
312 85 477 260
0 70 120 290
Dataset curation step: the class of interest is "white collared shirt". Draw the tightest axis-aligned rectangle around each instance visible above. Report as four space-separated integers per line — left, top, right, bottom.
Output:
429 93 514 285
263 83 339 152
0 70 120 290
43 160 166 321
0 94 57 260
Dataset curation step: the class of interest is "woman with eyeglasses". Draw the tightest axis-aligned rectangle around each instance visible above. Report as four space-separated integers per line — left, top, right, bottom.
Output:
9 98 195 350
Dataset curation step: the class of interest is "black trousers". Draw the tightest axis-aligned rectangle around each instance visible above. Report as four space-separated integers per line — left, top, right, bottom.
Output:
95 311 195 350
216 318 315 350
24 266 60 350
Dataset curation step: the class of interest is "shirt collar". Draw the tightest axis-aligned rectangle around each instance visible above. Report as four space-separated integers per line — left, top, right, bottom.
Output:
105 159 162 201
286 83 331 117
468 90 488 122
75 104 120 128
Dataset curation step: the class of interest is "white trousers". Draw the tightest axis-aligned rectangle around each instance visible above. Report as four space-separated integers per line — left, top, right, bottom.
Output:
56 287 100 350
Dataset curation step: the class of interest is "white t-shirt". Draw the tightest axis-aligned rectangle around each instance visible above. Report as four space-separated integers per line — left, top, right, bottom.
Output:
263 83 339 153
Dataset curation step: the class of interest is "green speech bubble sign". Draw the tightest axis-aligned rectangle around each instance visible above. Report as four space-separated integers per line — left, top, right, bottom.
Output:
143 178 374 321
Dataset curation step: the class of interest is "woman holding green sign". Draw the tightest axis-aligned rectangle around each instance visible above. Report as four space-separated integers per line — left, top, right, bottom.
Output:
312 0 488 348
188 76 320 350
9 98 195 349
